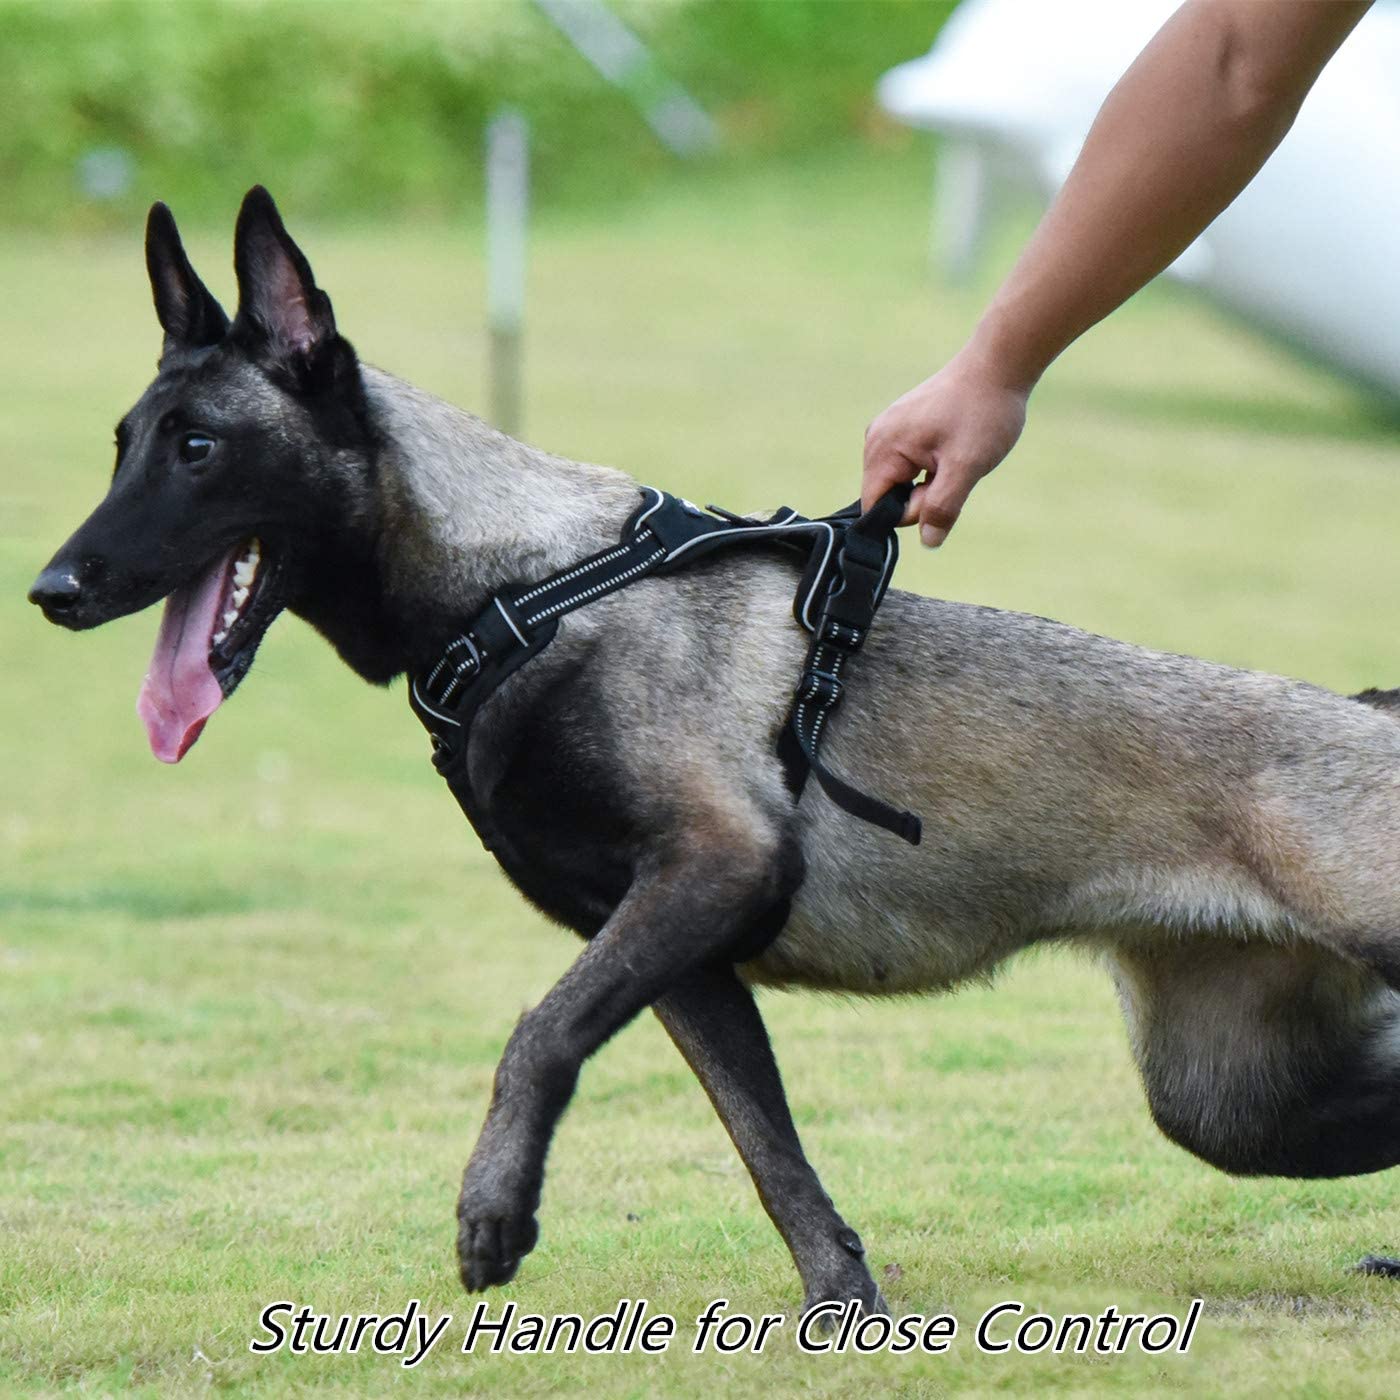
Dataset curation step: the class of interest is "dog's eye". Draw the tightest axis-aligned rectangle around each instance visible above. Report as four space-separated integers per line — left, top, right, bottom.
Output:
178 433 216 466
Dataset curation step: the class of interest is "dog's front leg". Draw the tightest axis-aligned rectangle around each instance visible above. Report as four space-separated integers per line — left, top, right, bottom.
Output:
654 963 885 1317
458 839 786 1291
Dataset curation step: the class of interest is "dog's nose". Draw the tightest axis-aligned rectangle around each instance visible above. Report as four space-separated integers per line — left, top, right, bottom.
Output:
28 566 83 615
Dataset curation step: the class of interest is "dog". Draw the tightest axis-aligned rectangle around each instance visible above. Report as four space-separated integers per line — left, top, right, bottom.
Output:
30 188 1400 1314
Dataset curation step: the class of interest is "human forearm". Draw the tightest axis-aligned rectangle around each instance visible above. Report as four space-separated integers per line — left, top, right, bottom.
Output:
969 0 1371 391
863 0 1371 544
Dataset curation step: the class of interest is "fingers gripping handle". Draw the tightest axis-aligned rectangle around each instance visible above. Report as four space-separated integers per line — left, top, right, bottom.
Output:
856 481 914 538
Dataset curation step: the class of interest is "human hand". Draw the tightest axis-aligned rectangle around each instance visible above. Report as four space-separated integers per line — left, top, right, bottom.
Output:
862 349 1028 547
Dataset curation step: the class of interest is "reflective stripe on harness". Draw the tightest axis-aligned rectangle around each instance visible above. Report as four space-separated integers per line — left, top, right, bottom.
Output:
407 484 922 909
776 486 923 846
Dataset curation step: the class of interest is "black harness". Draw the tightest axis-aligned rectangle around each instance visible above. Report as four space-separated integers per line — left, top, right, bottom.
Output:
408 484 921 948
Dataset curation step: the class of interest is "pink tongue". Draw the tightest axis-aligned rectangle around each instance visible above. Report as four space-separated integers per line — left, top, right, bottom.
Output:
136 550 236 763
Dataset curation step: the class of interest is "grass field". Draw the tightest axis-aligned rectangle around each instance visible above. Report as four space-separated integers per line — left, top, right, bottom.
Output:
6 145 1400 1396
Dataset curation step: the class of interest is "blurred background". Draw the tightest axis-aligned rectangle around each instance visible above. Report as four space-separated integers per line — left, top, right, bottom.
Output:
5 3 1400 1392
3 0 952 226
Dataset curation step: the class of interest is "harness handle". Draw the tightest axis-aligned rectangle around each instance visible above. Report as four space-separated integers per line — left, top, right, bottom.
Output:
852 481 914 535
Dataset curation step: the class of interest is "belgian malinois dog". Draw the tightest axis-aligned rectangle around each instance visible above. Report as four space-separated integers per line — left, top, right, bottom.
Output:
30 189 1400 1313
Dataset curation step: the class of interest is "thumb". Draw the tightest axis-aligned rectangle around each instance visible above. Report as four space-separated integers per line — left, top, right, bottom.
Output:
917 460 978 548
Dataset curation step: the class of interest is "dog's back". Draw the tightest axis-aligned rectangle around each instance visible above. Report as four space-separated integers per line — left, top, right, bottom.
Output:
715 582 1400 993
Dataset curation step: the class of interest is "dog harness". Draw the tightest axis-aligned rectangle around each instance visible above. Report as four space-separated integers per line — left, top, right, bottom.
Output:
408 484 922 920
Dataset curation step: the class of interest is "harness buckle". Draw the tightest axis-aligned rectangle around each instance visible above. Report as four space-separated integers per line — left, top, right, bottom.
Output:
445 633 481 663
434 633 483 706
798 668 843 708
819 618 865 651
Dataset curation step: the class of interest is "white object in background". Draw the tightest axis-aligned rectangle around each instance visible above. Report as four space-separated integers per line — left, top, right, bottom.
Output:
879 0 1400 398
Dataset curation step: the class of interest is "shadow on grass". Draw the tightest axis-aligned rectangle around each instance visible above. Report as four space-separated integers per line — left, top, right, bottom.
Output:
0 883 272 920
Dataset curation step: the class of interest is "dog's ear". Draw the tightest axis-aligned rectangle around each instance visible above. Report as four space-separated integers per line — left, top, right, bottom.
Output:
231 186 337 369
145 202 229 351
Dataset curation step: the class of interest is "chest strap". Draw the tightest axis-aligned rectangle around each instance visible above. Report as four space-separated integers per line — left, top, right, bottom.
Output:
409 485 922 850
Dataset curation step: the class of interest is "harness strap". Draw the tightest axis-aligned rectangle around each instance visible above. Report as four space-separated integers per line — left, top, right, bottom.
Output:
777 487 922 845
409 483 922 867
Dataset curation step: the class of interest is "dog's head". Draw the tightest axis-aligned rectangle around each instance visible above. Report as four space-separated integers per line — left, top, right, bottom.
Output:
29 188 378 762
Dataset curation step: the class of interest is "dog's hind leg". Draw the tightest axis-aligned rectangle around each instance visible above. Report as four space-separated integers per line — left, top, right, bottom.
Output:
1110 935 1400 1180
654 963 884 1316
456 824 795 1292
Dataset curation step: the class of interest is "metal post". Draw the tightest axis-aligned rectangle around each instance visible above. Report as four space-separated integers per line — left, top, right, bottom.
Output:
486 110 529 437
533 0 717 159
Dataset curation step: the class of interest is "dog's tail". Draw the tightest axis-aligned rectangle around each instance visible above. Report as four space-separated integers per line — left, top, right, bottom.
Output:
1354 687 1400 716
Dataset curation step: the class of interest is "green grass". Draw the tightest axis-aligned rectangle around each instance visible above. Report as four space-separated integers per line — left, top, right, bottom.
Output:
5 145 1400 1395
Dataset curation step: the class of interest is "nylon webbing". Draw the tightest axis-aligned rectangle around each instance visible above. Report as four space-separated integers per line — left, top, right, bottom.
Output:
409 485 922 857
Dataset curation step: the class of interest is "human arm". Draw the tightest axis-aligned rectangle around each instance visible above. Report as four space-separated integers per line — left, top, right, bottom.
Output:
862 0 1372 545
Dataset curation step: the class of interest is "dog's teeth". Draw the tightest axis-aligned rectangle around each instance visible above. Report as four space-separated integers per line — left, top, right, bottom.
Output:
213 630 227 646
222 609 238 628
234 540 262 582
232 586 249 608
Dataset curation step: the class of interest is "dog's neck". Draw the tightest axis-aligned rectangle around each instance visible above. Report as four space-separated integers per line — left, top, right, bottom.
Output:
296 366 640 684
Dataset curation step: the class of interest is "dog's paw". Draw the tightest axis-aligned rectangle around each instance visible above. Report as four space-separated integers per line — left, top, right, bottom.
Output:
800 1282 888 1327
457 1206 540 1291
797 1226 886 1325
